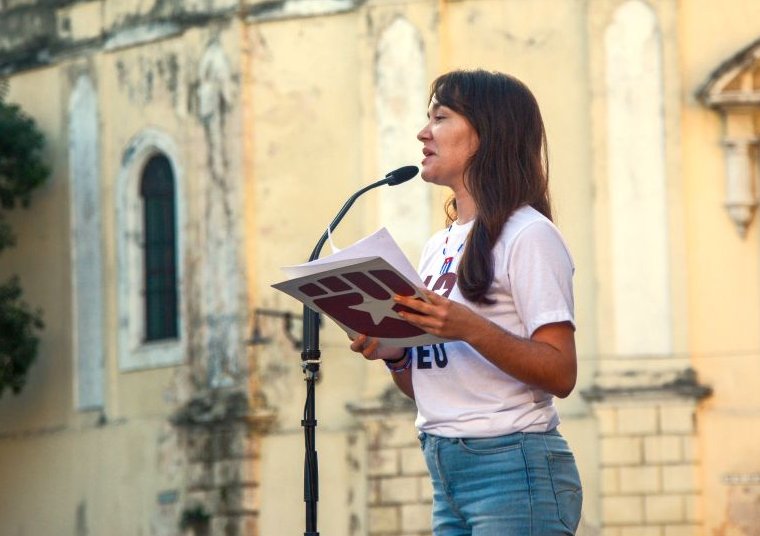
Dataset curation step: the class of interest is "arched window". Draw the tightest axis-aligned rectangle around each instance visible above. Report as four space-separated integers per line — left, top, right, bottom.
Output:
139 154 178 341
117 129 185 371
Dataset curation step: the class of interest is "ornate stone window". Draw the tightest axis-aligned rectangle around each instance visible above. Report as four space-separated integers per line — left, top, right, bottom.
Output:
697 37 760 238
116 129 186 371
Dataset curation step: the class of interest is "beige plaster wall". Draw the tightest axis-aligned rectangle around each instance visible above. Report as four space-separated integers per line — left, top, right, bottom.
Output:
0 19 248 534
679 1 760 533
246 12 374 534
5 0 760 534
0 66 73 430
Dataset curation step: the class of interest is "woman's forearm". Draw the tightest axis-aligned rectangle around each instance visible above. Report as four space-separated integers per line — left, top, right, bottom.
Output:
466 318 577 398
395 290 577 398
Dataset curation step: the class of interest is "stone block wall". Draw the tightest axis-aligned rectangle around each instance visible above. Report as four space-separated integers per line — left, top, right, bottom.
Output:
352 400 433 536
174 392 275 536
182 420 261 535
593 400 703 536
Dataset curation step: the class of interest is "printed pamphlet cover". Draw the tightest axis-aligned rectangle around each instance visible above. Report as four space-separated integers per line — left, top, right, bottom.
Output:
272 228 447 347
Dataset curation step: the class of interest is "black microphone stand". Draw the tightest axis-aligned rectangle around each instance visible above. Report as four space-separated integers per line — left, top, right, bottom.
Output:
300 168 416 536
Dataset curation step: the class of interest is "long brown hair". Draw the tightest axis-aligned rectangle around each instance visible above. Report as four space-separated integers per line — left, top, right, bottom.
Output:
431 70 552 304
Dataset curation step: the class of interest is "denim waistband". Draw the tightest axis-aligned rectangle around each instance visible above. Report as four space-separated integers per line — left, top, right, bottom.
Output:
418 427 560 442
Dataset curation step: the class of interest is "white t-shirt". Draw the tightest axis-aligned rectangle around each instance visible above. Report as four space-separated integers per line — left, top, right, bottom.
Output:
411 205 575 438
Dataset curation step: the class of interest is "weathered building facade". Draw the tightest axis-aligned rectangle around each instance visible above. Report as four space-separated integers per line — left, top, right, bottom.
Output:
0 0 759 535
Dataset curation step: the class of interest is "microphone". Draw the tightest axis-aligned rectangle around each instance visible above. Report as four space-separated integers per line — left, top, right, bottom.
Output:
385 165 419 186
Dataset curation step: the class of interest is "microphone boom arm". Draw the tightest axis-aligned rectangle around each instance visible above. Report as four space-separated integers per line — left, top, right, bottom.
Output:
298 165 417 536
307 177 390 262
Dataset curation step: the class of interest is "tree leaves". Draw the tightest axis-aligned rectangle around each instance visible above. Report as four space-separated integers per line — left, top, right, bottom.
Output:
0 276 44 396
0 83 48 397
0 100 49 209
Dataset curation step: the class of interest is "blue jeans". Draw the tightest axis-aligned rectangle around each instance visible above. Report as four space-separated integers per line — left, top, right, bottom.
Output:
419 429 582 535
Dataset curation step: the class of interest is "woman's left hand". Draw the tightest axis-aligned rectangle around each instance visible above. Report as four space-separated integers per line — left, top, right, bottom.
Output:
394 288 482 341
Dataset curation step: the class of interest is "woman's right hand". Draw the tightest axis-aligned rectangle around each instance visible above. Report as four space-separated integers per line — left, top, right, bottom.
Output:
349 334 405 362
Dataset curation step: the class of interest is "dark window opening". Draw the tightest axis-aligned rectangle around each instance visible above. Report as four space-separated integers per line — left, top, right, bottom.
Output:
140 154 178 341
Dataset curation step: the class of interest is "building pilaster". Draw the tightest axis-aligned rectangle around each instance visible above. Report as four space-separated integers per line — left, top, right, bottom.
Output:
172 390 275 536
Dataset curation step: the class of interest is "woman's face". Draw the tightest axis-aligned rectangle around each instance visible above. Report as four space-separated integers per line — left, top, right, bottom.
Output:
416 98 479 189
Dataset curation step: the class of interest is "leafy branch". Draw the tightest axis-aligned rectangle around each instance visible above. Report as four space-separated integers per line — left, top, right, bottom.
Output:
0 77 48 397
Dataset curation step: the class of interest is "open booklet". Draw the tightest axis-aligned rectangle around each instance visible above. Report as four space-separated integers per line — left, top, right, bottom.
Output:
272 228 447 347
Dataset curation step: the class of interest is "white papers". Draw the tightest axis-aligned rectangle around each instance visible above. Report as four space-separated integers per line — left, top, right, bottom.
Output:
282 228 422 284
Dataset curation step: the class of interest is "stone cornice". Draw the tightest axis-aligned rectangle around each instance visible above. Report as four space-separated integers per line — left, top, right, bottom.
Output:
0 4 236 75
581 367 713 403
170 389 276 433
0 0 365 75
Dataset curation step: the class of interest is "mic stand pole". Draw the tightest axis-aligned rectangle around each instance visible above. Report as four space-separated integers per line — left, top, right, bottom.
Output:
300 177 392 536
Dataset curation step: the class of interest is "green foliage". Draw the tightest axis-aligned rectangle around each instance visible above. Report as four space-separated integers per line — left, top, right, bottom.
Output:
0 78 48 397
0 99 49 210
0 277 43 396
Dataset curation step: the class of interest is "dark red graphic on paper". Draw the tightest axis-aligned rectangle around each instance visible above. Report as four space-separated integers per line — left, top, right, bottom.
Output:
296 269 425 338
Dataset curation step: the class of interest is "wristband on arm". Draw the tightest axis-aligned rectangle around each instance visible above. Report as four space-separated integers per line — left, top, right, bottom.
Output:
383 348 412 373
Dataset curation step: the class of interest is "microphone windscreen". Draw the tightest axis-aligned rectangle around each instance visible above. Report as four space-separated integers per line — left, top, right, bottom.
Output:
385 165 419 186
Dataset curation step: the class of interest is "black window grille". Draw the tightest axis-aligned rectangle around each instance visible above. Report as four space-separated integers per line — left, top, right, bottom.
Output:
140 154 178 341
